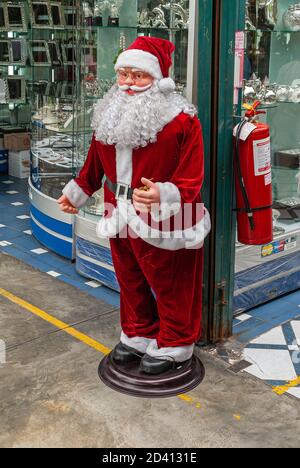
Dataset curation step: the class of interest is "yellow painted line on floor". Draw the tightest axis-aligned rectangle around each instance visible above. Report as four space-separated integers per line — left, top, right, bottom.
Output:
0 288 111 356
178 394 202 410
272 376 300 396
0 288 202 410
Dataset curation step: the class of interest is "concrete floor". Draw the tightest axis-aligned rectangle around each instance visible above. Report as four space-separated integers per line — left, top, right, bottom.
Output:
0 252 299 449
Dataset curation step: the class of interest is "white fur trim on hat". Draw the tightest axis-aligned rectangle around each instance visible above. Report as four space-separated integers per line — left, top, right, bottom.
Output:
158 78 176 94
115 49 163 80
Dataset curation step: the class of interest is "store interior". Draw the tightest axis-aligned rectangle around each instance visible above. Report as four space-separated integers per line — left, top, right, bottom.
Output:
0 0 300 341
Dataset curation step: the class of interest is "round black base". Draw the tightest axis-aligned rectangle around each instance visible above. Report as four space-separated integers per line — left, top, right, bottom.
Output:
98 354 205 398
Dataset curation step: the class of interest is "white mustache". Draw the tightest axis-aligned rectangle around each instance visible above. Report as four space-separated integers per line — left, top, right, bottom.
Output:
118 84 153 92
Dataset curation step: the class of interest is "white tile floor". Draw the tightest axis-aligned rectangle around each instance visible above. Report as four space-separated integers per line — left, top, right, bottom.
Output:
243 321 300 399
31 248 48 255
47 271 62 278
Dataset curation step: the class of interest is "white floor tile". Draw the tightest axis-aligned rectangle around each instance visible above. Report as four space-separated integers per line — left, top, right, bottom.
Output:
0 241 12 247
235 313 253 323
243 348 297 381
47 271 61 278
6 191 19 195
288 344 300 352
16 215 30 220
23 230 32 235
11 202 24 207
287 388 300 399
251 326 287 346
31 248 48 255
85 281 102 288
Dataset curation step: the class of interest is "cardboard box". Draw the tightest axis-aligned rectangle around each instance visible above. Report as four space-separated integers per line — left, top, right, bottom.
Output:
4 132 31 151
9 150 30 179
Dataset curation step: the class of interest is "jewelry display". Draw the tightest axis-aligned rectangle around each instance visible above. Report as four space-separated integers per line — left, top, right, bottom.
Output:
163 1 189 29
107 0 123 27
257 0 278 30
93 1 104 27
290 86 300 104
151 6 168 29
83 1 93 27
283 4 300 32
245 0 278 30
137 9 152 28
83 74 115 98
276 85 292 102
243 75 300 105
272 209 286 235
24 0 192 223
246 0 257 30
137 1 189 29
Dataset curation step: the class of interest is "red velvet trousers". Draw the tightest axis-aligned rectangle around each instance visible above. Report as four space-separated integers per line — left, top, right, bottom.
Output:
109 236 204 348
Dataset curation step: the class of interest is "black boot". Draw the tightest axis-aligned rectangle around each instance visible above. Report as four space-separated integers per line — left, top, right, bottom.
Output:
111 342 144 364
140 354 181 375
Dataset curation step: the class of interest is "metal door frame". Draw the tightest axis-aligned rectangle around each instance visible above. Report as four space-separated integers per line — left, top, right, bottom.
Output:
198 0 246 343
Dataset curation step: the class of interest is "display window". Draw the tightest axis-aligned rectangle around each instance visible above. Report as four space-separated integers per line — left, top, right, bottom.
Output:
234 0 300 315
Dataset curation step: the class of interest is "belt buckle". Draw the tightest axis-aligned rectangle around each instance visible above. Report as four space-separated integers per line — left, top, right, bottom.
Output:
115 182 129 201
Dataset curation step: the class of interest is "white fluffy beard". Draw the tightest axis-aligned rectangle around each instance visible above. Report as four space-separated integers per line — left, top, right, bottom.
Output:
91 82 197 149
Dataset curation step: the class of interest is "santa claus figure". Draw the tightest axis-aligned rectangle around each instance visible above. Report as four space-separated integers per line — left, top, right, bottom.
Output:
59 37 211 375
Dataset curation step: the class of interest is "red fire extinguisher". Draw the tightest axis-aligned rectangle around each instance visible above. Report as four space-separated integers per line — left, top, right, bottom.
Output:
234 101 273 246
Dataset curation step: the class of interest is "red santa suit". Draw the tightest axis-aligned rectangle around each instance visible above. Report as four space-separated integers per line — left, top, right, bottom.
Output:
62 37 211 363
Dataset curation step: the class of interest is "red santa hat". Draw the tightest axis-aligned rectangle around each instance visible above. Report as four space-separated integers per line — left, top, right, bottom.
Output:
115 36 176 94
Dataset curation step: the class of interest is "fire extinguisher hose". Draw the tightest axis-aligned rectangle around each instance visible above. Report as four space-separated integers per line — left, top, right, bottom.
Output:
235 119 256 231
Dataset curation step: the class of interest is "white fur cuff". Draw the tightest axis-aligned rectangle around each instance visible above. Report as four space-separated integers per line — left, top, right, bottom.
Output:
121 331 156 354
151 182 181 222
62 180 89 208
146 340 195 363
115 49 163 80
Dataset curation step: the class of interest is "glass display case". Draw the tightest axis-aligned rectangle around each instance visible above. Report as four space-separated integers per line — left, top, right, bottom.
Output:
74 0 197 288
234 0 300 314
27 0 78 260
29 0 77 200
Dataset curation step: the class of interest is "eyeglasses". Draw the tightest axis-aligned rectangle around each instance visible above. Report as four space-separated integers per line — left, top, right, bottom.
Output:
117 69 152 82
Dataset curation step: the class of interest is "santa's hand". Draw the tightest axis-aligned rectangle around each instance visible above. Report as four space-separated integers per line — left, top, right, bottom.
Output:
133 178 160 213
58 195 79 215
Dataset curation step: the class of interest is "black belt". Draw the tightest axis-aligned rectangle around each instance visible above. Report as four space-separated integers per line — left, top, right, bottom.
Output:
105 177 134 201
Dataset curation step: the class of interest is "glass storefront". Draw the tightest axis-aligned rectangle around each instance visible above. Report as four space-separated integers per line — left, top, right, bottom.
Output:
234 0 300 315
